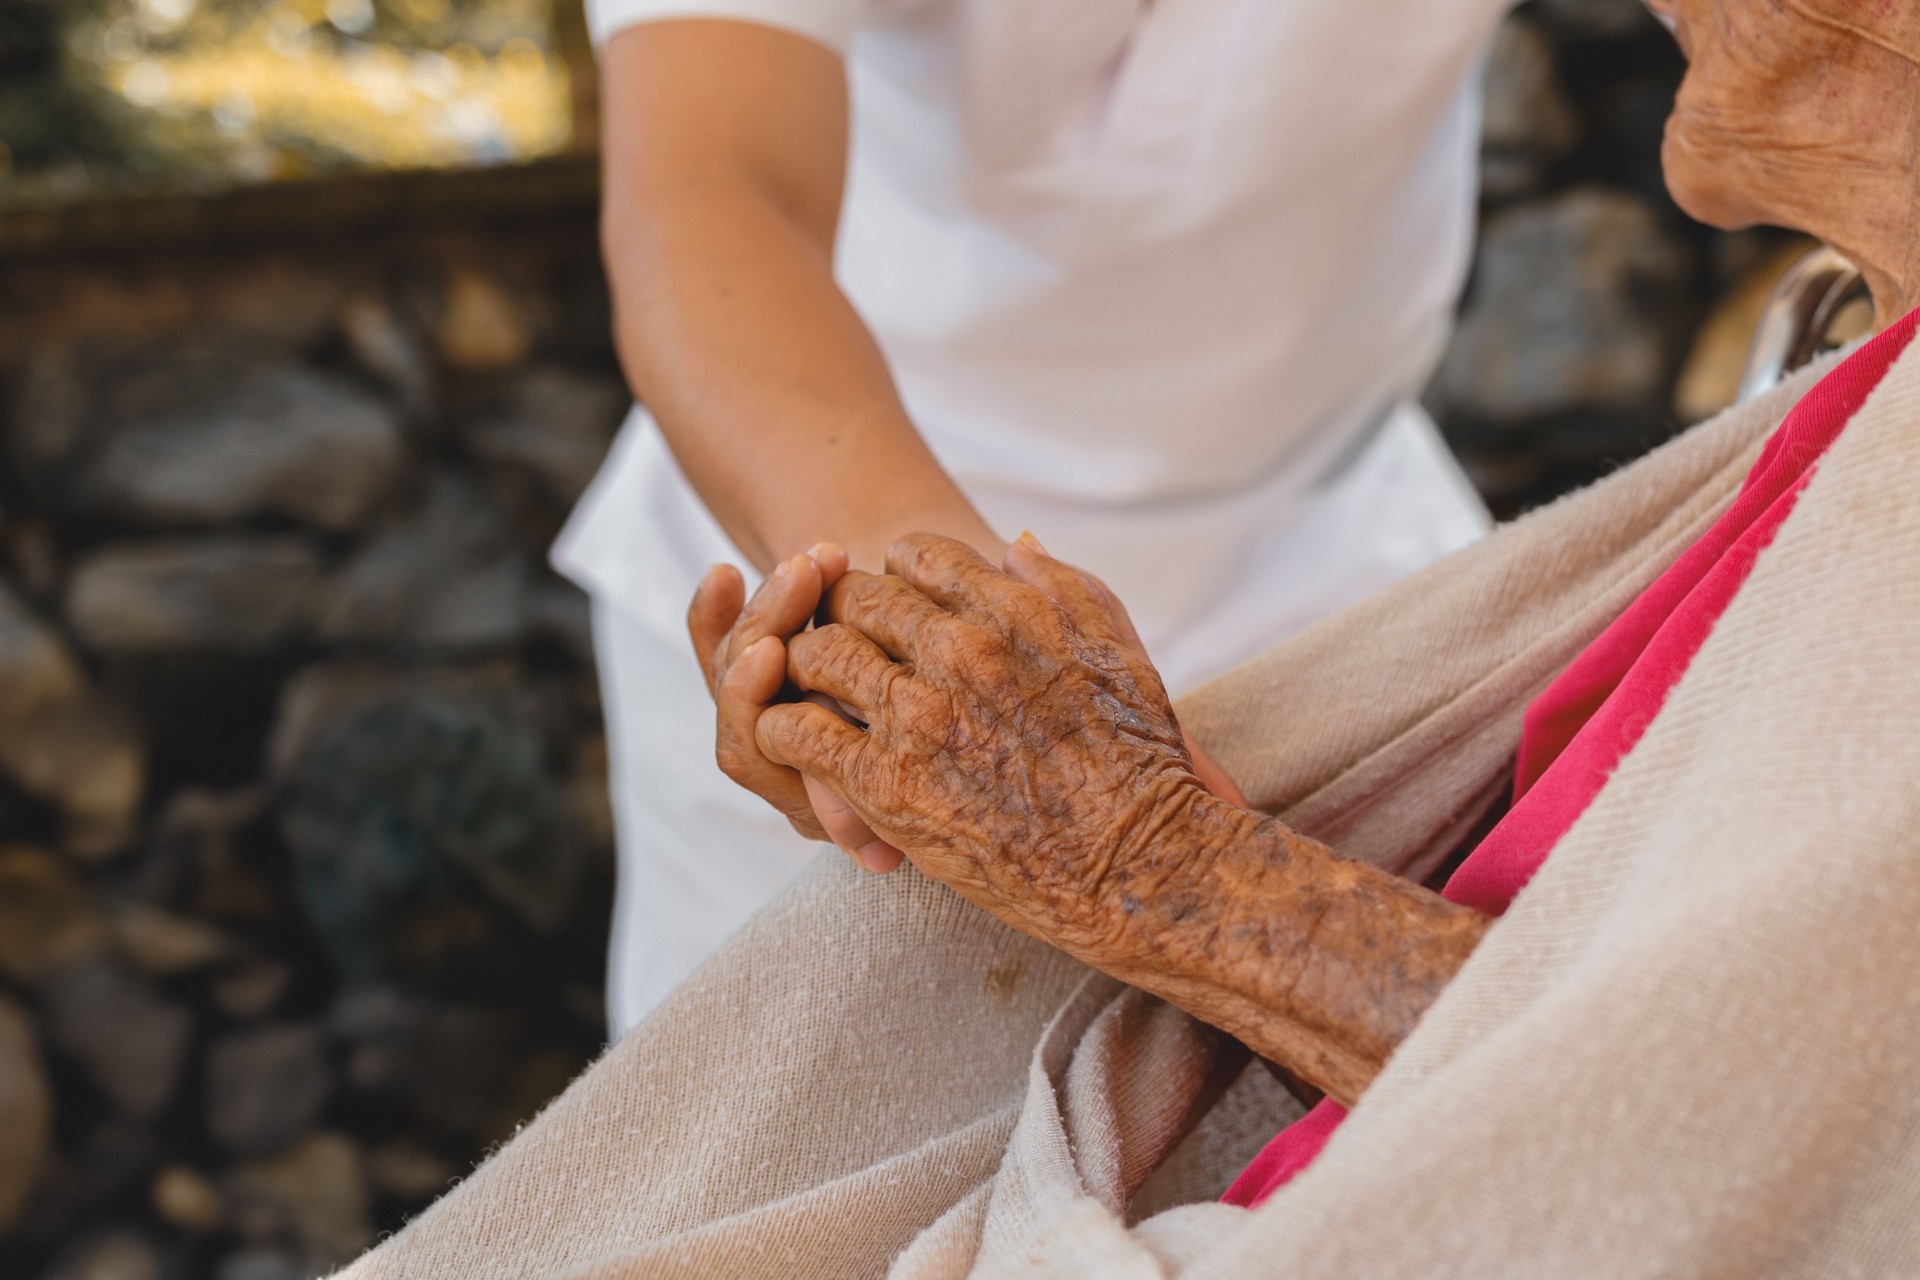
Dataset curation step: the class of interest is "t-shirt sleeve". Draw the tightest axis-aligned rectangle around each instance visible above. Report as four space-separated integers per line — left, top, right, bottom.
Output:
584 0 862 53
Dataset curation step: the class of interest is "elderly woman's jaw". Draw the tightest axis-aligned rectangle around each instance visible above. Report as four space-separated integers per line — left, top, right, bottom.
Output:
1656 0 1920 327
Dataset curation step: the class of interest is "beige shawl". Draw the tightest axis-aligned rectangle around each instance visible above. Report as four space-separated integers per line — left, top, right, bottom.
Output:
335 336 1920 1278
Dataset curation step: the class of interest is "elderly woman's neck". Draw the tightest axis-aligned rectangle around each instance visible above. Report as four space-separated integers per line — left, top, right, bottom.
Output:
1787 44 1920 328
1826 167 1920 329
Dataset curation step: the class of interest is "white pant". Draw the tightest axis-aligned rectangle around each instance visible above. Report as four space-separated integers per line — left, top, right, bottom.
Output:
591 600 826 1034
572 404 1490 1037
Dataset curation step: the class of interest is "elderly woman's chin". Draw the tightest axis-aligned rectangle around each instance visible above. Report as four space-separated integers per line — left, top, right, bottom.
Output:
1657 126 1769 235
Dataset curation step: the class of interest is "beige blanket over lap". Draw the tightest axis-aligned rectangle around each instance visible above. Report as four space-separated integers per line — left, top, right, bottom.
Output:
334 341 1920 1279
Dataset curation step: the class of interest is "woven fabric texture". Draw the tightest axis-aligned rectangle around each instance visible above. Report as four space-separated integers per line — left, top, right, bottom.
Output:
333 342 1920 1277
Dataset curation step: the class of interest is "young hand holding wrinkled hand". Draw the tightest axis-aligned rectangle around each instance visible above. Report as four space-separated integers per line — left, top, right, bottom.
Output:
686 533 1483 1106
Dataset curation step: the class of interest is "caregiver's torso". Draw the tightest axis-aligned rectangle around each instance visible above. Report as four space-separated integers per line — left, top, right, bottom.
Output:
565 0 1506 689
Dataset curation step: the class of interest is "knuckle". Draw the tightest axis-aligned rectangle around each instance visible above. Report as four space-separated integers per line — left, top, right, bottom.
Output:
714 739 754 781
795 623 848 671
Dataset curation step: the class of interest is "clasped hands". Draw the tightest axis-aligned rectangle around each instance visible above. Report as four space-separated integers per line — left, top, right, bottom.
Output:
688 533 1486 1105
689 533 1241 945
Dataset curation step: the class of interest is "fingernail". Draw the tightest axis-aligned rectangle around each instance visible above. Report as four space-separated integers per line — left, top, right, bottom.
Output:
1016 531 1049 555
771 558 792 580
856 841 895 872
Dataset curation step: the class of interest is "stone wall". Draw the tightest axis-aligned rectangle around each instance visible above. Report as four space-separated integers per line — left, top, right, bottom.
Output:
0 158 623 1280
0 5 1843 1279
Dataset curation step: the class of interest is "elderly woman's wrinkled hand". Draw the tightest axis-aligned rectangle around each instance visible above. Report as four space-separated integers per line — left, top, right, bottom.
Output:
751 532 1229 949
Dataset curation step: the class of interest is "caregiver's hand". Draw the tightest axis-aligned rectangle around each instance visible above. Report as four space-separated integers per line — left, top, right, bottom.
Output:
688 543 900 866
758 533 1489 1106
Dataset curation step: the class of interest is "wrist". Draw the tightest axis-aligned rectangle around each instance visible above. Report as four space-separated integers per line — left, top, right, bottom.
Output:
1058 777 1262 970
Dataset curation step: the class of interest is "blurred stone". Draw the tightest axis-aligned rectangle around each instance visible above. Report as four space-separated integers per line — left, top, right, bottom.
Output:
148 788 274 923
13 1123 160 1246
205 259 353 350
281 690 567 979
76 362 404 533
326 985 413 1043
215 1249 300 1280
9 345 92 498
363 1141 456 1204
226 1133 373 1267
1480 18 1579 200
464 365 626 511
205 1025 333 1157
489 1047 585 1148
66 537 324 654
1430 190 1693 430
2 697 147 859
340 294 434 417
0 995 53 1231
567 735 617 850
1586 75 1682 198
41 958 193 1120
5 518 62 602
527 581 595 667
0 579 84 711
339 1001 522 1140
211 960 294 1021
1526 0 1659 39
266 659 522 777
151 1165 225 1233
319 478 531 652
437 269 532 372
38 1231 162 1280
111 904 231 976
0 846 109 982
0 584 146 857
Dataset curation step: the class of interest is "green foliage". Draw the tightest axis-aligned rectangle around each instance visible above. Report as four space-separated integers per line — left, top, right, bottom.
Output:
0 0 574 199
0 0 133 179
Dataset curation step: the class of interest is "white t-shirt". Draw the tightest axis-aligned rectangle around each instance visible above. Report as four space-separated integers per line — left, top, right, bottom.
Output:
564 0 1507 689
561 0 1509 1029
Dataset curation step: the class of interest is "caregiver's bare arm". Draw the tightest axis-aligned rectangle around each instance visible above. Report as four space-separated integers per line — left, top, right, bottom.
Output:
753 534 1488 1106
599 21 1003 573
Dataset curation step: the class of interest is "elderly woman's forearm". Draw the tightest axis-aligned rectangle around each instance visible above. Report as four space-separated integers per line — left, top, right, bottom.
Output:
1072 788 1489 1107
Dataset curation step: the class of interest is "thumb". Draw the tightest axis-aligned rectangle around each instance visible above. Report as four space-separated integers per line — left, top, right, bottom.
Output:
1183 730 1248 807
802 775 904 873
757 701 864 781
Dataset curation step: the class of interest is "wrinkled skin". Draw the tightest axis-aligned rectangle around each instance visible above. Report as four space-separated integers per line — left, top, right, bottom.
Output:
688 536 1243 874
1651 0 1920 325
762 534 1217 949
694 533 1486 1104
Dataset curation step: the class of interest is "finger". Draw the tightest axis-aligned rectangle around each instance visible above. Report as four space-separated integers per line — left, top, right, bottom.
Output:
824 570 953 663
756 700 865 789
1003 533 1147 655
885 532 1020 616
714 636 826 839
803 774 903 874
788 624 900 719
715 552 823 687
1183 730 1248 807
805 541 851 590
688 564 746 695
